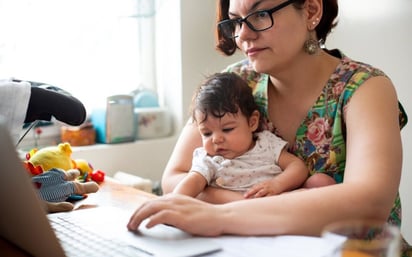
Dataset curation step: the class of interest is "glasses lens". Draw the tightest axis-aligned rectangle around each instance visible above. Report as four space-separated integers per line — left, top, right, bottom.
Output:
218 11 274 39
246 11 273 31
218 20 238 39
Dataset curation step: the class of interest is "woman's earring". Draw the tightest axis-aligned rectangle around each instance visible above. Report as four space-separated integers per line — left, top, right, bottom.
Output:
304 18 320 55
304 38 319 55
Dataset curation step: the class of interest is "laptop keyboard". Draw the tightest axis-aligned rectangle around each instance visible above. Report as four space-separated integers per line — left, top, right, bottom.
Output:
49 216 152 257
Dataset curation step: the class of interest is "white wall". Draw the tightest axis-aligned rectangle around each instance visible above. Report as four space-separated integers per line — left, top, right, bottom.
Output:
326 0 412 242
157 0 242 130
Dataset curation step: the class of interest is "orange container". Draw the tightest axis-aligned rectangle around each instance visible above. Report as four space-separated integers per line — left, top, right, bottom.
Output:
60 123 96 146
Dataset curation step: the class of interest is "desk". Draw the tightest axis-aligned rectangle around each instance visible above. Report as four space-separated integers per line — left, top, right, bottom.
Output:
72 177 156 211
0 178 336 257
0 177 155 257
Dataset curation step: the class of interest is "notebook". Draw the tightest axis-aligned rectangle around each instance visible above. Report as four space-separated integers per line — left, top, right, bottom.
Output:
0 116 221 257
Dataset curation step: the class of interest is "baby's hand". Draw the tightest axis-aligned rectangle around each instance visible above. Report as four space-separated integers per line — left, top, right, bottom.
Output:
243 180 282 198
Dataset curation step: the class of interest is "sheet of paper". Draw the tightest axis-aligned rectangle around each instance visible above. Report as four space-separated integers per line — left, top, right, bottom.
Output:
208 235 336 257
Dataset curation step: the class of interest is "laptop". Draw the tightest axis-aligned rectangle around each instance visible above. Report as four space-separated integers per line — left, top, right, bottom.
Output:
0 117 221 257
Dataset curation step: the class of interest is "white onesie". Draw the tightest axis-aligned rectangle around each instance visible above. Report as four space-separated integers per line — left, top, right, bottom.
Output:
190 130 288 192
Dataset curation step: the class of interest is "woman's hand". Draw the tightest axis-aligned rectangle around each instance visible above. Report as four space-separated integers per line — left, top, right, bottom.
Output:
127 193 224 237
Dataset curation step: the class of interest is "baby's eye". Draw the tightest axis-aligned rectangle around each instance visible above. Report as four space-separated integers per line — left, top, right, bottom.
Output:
222 128 234 133
202 132 212 137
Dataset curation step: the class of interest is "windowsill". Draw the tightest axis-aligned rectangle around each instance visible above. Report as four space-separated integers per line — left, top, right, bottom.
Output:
18 128 178 182
70 135 176 152
70 135 178 182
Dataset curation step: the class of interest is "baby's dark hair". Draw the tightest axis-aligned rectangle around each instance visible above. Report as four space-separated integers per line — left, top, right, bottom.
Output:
191 72 263 132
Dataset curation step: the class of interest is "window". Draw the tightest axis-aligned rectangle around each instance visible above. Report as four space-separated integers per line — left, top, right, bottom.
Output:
0 0 159 111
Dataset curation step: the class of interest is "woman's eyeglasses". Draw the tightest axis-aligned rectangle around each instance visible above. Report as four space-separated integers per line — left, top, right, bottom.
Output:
218 0 297 39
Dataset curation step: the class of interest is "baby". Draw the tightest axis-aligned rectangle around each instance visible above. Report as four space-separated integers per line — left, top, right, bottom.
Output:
173 72 317 198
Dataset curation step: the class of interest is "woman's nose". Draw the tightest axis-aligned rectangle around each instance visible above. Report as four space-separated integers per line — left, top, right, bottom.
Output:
237 23 257 41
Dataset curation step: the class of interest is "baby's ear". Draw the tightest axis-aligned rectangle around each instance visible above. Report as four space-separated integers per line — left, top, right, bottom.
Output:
249 110 260 132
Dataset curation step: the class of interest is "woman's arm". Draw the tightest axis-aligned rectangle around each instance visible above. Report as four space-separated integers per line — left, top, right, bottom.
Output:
161 121 201 193
129 76 403 236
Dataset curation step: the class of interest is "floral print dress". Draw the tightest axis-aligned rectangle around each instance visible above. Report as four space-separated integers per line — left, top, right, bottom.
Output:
224 49 410 256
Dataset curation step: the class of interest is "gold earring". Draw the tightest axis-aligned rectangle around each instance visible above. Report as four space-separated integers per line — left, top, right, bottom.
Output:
304 18 320 55
304 37 319 55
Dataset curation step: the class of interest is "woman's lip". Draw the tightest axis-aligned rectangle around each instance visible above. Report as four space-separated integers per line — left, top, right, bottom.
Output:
246 47 264 56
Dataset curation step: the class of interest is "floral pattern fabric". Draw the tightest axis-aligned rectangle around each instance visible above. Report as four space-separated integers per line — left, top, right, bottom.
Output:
224 50 410 256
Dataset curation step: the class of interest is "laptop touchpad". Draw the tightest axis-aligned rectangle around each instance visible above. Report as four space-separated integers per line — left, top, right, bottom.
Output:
138 219 191 239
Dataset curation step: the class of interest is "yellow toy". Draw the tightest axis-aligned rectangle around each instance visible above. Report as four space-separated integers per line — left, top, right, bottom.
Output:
73 159 93 181
25 142 74 175
23 142 100 213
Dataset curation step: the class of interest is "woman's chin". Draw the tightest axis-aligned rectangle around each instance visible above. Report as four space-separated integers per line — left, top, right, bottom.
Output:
249 60 269 74
252 65 268 75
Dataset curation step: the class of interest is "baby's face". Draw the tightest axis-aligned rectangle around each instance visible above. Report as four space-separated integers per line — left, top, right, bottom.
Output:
195 111 255 159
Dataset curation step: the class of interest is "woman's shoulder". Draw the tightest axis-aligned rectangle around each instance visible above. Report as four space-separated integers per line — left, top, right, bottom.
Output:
328 49 408 129
326 50 389 106
330 50 387 86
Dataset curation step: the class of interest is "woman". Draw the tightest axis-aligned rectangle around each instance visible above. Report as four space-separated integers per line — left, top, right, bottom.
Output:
128 0 410 255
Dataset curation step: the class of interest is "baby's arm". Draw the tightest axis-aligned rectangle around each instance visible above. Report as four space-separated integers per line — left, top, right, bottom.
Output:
173 171 208 197
244 149 308 198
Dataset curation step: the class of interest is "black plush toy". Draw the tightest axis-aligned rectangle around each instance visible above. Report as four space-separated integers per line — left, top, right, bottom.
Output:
12 80 87 125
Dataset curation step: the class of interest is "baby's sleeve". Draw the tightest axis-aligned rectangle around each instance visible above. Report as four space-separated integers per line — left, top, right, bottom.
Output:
190 148 217 185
